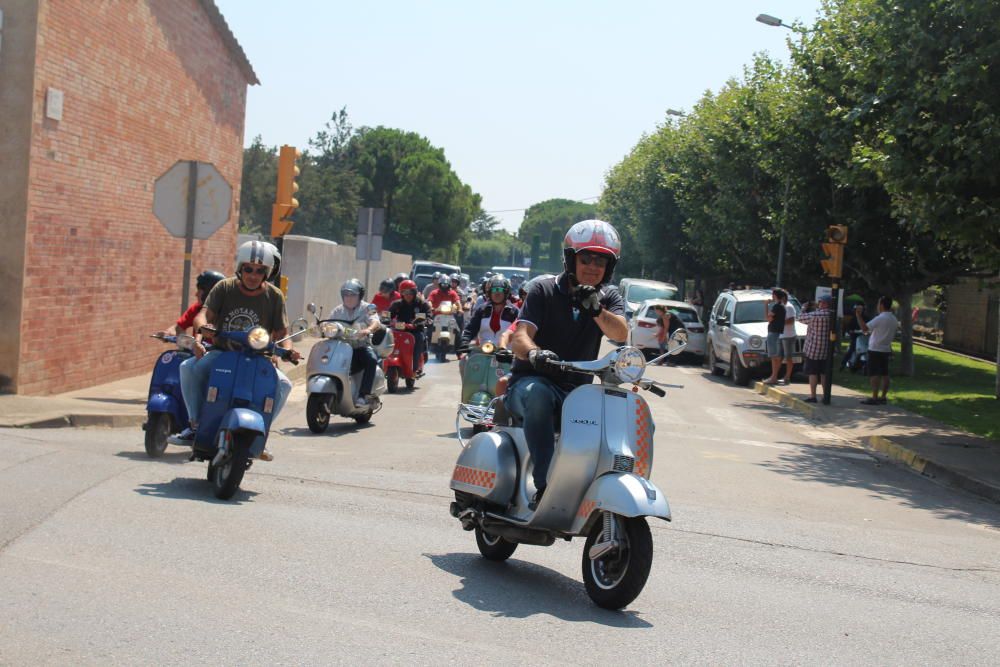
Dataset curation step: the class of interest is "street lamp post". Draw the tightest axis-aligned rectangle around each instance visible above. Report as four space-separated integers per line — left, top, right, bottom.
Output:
776 174 790 287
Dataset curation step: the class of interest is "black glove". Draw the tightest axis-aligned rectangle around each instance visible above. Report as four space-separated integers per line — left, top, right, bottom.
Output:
574 285 603 318
528 349 559 371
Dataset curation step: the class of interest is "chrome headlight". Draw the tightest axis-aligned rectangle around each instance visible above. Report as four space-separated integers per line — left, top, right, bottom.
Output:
748 335 763 349
470 391 491 406
613 346 646 384
321 322 344 339
247 327 270 350
481 342 495 354
439 302 453 314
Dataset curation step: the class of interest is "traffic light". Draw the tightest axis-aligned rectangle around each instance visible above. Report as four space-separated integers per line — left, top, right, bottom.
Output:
826 224 848 244
820 242 844 278
271 145 301 238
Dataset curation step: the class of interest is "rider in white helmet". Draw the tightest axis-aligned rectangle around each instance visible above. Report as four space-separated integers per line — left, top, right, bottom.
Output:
171 240 301 450
507 220 628 510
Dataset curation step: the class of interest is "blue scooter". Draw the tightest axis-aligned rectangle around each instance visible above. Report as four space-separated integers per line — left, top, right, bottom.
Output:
191 326 302 500
143 333 199 458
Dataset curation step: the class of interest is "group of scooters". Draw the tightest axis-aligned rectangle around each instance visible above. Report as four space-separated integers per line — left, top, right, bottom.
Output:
140 296 461 499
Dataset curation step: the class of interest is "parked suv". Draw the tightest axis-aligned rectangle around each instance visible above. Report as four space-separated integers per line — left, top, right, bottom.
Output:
706 289 806 385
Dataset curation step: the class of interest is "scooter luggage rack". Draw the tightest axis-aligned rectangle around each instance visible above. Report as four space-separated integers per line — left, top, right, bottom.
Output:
455 396 501 448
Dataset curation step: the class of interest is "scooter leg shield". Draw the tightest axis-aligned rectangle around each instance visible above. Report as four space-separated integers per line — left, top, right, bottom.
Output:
220 408 266 438
570 473 671 536
307 375 336 395
450 430 518 505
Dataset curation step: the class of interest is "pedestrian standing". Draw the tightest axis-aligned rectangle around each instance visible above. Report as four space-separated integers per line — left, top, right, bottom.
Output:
856 296 898 405
779 291 797 385
763 288 786 385
797 294 833 402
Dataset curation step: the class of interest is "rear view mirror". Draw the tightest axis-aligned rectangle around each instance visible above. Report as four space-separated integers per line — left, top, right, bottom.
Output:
668 329 688 355
716 317 729 327
307 303 317 314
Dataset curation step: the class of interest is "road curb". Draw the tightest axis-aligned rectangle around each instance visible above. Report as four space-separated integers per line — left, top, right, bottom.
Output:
754 381 1000 505
5 366 311 430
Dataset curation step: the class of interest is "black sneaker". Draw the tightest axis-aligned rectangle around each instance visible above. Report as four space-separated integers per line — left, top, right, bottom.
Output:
167 426 196 445
528 487 546 511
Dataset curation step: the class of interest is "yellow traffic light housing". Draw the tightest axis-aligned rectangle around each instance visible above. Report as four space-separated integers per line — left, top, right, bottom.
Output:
825 224 848 244
821 242 844 278
271 145 301 238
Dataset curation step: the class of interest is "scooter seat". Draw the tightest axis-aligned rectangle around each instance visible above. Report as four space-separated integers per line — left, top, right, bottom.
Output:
491 398 522 428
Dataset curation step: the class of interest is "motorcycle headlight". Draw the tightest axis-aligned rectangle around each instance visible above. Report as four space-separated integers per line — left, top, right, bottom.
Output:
613 346 646 384
748 335 763 349
440 303 453 314
481 342 495 354
247 327 270 350
470 391 491 406
321 322 344 338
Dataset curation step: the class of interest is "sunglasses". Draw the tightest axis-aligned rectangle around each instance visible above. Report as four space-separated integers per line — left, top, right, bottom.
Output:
241 265 268 276
402 290 417 296
490 287 507 293
577 252 609 268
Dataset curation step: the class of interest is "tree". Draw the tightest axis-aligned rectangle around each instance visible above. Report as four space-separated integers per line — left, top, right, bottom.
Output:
239 136 277 234
470 212 501 237
517 199 596 246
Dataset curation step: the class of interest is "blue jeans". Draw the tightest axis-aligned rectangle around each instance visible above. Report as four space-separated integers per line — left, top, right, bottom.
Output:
351 346 379 395
505 375 568 490
179 350 292 426
412 330 426 373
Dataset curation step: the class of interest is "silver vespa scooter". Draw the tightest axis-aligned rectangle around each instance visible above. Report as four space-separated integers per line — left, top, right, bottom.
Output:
449 330 687 609
305 303 388 432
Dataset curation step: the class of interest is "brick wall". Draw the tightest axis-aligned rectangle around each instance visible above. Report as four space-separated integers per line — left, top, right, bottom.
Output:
18 0 249 394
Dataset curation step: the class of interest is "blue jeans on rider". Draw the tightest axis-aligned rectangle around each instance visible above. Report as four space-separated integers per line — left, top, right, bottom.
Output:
412 330 426 373
505 375 568 492
351 345 378 395
179 351 292 425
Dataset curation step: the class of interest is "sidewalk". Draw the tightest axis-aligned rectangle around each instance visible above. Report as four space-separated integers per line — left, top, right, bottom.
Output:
755 379 1000 505
0 338 318 429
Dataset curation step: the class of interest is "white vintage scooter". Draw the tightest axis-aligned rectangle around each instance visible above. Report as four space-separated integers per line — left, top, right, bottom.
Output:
305 303 387 432
449 330 687 609
431 300 460 362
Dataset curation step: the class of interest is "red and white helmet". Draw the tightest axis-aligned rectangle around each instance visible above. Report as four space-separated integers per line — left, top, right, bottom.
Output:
562 219 622 284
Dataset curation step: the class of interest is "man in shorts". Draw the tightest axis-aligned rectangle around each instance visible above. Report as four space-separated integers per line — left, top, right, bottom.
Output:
797 295 833 403
763 288 786 385
856 296 898 405
779 290 798 384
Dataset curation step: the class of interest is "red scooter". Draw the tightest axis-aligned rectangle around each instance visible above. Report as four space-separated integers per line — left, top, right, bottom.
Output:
384 315 426 392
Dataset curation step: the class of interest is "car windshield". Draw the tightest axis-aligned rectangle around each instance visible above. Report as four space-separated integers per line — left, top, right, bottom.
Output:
627 284 677 303
734 301 767 324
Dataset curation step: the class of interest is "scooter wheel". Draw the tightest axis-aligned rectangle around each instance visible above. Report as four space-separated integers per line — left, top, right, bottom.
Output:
212 432 251 500
306 394 331 434
386 367 399 394
581 514 653 610
144 413 172 458
475 526 517 561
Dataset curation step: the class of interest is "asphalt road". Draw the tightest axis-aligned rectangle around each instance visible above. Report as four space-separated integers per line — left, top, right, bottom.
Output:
2 351 999 665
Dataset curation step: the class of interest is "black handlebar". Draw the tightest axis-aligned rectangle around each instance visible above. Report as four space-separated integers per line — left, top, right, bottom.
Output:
647 385 666 397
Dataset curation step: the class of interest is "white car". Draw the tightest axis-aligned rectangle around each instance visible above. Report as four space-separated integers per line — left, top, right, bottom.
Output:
618 278 679 321
628 299 706 362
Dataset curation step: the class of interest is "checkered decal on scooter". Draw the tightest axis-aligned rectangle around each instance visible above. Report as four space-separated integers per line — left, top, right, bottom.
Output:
634 400 653 478
451 465 496 490
577 499 598 519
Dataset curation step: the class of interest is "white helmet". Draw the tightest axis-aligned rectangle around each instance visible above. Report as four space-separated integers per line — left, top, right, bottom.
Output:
235 240 277 283
562 219 621 284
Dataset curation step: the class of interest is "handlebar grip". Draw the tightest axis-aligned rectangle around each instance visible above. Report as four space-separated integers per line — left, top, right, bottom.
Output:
648 385 666 397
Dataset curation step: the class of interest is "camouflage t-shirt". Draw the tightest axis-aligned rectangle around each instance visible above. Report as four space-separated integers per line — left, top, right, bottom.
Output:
204 277 289 350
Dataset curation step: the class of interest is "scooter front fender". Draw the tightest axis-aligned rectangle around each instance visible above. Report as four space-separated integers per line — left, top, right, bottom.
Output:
220 408 266 437
570 472 671 536
146 393 181 419
307 375 338 396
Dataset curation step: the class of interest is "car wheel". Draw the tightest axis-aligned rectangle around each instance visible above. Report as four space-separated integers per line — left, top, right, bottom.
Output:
707 344 723 376
730 349 751 386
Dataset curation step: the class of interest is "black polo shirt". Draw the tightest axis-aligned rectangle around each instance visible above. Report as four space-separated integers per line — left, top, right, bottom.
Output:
512 273 625 389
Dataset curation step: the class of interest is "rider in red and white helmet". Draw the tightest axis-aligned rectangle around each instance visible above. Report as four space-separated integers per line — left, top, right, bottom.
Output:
505 220 629 511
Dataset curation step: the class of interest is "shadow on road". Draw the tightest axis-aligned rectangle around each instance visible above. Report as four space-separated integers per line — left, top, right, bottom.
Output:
115 450 191 464
277 422 375 438
731 399 1000 529
134 477 258 504
424 552 653 627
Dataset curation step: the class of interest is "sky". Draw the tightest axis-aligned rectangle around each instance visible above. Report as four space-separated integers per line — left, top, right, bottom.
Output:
216 1 824 233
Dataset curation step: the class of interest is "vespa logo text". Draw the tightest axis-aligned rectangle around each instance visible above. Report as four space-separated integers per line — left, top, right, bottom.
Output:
571 418 599 426
213 368 233 374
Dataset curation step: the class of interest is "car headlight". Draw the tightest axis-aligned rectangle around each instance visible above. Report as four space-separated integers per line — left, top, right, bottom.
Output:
748 335 763 349
247 327 270 350
613 346 646 384
321 322 344 338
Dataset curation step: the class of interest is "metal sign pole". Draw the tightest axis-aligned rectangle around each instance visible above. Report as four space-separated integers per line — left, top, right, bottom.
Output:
363 207 374 291
180 160 197 313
